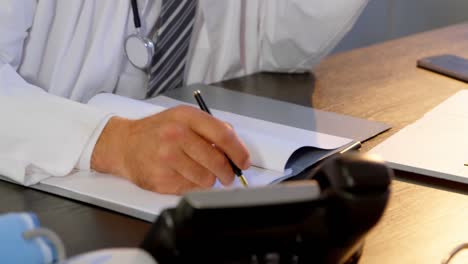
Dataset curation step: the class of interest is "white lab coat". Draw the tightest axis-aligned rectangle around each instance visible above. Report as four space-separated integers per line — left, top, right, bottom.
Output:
0 0 368 185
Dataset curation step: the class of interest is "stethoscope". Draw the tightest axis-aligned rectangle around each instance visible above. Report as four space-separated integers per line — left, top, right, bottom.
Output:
125 0 156 70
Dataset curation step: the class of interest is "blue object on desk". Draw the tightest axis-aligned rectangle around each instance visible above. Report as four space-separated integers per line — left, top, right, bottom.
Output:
0 213 58 264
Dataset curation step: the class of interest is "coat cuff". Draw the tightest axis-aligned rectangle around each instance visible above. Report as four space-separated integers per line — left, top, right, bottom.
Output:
76 114 115 171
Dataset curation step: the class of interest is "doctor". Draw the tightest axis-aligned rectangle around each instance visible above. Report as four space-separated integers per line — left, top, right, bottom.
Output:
0 0 368 194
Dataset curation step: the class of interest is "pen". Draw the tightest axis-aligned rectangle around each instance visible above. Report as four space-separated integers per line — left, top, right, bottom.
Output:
193 90 249 187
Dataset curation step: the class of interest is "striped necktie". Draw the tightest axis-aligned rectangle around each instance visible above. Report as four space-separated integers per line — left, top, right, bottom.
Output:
147 0 198 98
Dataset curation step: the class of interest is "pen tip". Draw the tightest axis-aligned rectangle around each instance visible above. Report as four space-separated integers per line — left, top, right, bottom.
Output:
239 175 249 187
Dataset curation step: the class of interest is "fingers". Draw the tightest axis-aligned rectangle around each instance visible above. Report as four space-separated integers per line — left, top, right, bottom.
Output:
170 177 201 195
172 148 218 188
119 106 251 195
181 130 235 186
170 106 251 170
154 120 232 186
136 167 201 195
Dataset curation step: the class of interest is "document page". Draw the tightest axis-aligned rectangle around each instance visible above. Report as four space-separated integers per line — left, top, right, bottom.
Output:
39 166 292 221
370 90 468 184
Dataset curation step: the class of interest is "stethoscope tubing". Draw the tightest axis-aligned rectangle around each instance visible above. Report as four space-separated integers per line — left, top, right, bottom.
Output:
126 0 155 70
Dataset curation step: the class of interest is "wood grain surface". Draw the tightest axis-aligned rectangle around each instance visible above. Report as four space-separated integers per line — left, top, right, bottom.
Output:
2 23 468 263
312 23 468 264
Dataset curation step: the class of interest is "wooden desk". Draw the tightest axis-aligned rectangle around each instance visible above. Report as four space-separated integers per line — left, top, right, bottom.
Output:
313 23 468 263
1 23 468 263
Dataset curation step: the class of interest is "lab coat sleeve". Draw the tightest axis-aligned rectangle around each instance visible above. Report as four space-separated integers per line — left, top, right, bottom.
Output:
259 0 368 72
0 0 111 185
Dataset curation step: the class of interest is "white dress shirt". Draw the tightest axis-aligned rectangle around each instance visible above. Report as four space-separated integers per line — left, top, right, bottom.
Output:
0 0 368 185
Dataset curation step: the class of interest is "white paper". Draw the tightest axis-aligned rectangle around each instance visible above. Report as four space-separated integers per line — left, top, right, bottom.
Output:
39 166 292 220
41 171 180 217
370 90 468 184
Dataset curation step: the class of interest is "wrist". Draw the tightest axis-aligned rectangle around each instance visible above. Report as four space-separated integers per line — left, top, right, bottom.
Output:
91 116 132 176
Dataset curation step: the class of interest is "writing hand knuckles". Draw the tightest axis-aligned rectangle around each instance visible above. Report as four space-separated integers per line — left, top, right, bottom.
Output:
158 122 188 142
156 146 179 164
195 172 216 188
212 153 229 173
173 180 198 194
204 174 217 187
171 105 197 119
223 122 234 130
238 151 250 169
187 171 204 186
215 127 235 147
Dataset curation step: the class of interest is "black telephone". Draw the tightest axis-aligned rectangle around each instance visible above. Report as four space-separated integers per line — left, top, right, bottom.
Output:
141 153 392 264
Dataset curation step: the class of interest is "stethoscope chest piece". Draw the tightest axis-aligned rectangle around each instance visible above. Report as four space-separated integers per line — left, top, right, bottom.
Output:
125 33 155 70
